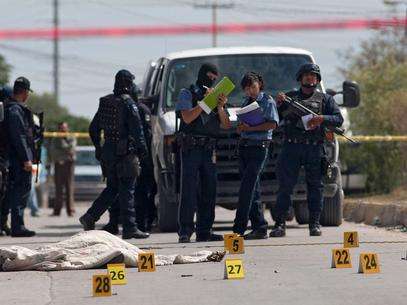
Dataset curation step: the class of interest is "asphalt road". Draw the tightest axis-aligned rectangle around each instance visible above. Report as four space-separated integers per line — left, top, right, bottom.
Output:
0 205 406 305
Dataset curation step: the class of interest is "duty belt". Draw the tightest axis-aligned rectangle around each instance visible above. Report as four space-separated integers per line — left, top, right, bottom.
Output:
239 138 271 148
285 137 323 146
178 134 216 148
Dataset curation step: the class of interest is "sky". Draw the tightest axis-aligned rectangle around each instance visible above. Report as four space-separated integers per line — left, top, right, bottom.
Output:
0 0 405 118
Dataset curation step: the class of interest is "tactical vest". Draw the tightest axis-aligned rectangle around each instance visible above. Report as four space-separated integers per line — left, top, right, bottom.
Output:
283 90 325 142
177 85 221 138
4 101 35 158
98 94 127 142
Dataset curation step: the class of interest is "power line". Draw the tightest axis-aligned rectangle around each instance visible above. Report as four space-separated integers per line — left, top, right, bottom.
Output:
236 3 390 17
192 1 235 47
0 43 122 73
85 0 189 25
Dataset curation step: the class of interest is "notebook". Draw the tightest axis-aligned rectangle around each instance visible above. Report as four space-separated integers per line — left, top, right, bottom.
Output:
235 101 265 126
198 76 235 114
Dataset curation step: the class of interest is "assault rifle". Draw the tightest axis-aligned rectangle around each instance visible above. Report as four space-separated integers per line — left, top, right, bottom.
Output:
284 96 357 144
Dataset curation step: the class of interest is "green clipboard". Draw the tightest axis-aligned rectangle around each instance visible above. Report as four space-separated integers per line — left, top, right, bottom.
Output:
198 76 235 114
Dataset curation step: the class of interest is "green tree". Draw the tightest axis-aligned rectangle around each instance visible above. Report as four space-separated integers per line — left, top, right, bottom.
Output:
0 54 11 86
0 52 90 142
28 93 90 132
340 29 407 193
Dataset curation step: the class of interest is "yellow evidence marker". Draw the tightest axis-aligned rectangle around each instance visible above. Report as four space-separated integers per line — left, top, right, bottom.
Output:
229 236 245 254
224 233 238 251
107 263 127 285
344 231 359 248
224 259 244 280
358 253 380 274
92 274 112 297
138 252 156 272
331 248 352 268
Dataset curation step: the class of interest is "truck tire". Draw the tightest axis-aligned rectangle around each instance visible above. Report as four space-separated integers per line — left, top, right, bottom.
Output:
320 189 344 226
294 201 309 225
157 174 178 232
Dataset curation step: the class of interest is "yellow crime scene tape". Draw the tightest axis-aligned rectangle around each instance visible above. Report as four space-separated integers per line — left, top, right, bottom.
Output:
44 132 407 142
337 135 407 142
44 132 90 138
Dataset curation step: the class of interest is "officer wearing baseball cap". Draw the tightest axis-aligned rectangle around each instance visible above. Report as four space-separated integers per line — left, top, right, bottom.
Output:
14 77 33 92
3 77 36 237
0 85 12 236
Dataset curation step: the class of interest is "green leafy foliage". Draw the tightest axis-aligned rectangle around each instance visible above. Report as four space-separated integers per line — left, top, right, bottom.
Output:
340 29 407 193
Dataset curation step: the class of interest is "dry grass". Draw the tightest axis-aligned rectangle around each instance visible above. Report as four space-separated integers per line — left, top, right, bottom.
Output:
345 186 407 206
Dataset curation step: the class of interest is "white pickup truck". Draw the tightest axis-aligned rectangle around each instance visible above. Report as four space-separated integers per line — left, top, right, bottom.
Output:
139 46 360 232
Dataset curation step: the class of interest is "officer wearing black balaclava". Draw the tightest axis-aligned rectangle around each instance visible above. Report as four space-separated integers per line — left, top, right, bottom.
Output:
270 63 344 238
102 84 157 235
175 63 231 243
79 69 150 239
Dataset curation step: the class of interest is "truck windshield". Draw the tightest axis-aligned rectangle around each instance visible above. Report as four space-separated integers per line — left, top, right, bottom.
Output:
164 53 314 108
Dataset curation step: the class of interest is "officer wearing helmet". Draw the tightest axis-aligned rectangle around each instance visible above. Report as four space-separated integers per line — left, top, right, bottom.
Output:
102 84 157 235
79 70 150 239
270 63 344 237
0 85 12 236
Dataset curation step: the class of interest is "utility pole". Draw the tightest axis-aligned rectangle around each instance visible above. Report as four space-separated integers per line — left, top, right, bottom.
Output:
212 2 217 47
53 0 59 103
383 0 407 39
193 1 234 47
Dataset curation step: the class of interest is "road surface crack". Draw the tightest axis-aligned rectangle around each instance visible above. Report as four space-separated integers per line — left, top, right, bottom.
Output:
45 271 55 305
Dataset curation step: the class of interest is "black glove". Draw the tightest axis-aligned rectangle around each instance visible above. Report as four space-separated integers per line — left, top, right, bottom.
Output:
95 147 102 162
137 147 148 161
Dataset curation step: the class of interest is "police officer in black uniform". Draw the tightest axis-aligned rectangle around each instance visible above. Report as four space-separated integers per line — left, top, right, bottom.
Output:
79 70 149 239
132 87 157 232
270 63 344 237
0 85 12 236
176 63 231 243
4 77 36 237
102 85 157 235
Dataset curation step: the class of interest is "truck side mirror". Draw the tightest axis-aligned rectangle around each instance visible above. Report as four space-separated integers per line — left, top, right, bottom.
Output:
325 89 337 96
342 80 360 108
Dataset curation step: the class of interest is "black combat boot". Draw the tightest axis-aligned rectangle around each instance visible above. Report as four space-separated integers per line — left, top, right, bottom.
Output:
196 232 223 242
309 214 322 236
102 222 119 235
11 227 36 237
0 221 11 236
309 223 322 236
178 235 191 243
79 213 95 231
122 228 150 240
244 230 268 240
269 222 286 237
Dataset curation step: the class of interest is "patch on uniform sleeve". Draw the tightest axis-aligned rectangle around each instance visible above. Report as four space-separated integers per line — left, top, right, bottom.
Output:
131 103 143 114
176 89 193 111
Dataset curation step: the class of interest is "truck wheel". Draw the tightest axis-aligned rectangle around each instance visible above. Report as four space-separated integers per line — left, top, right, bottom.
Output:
157 174 178 232
294 201 309 224
320 189 344 226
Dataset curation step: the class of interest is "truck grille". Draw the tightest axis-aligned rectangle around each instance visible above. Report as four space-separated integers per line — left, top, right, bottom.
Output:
215 132 281 205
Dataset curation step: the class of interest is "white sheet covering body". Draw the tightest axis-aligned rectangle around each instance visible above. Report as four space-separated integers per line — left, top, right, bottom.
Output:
0 230 225 271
